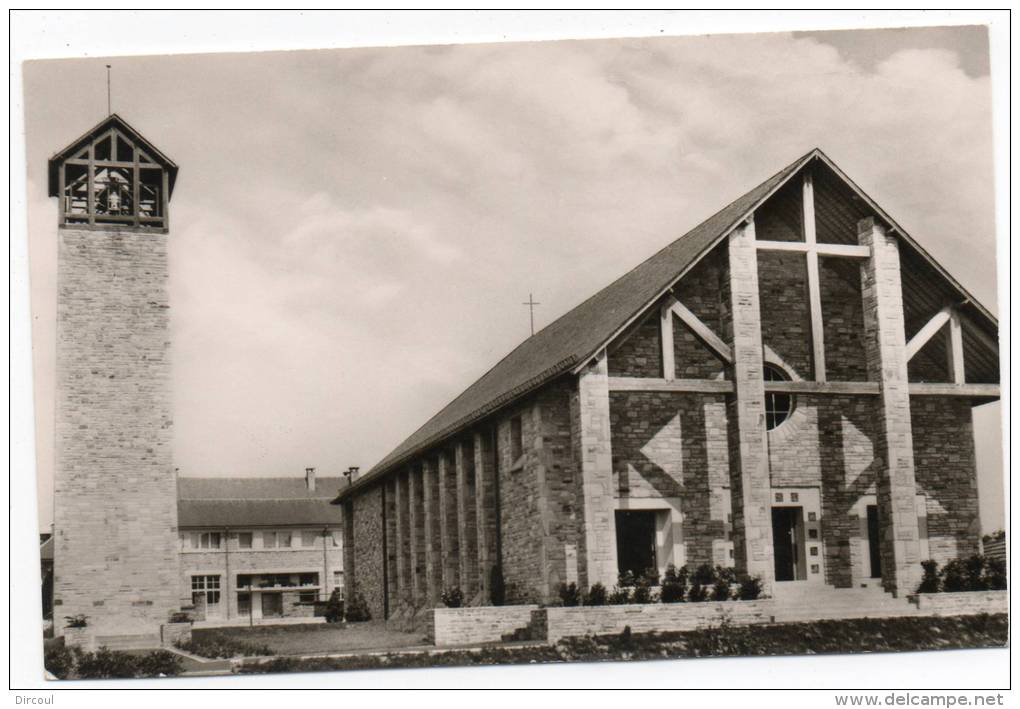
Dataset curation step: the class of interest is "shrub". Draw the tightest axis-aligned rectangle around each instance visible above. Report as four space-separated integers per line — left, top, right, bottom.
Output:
641 568 661 588
584 582 608 606
631 576 653 604
941 559 969 592
689 564 715 602
75 647 140 679
917 560 941 594
688 581 709 602
735 575 764 601
323 588 345 623
617 570 636 588
345 591 372 622
134 650 183 677
44 644 74 679
64 614 88 629
608 586 630 605
660 564 688 603
712 578 733 601
984 557 1007 590
177 632 274 658
442 587 465 608
713 567 736 600
965 555 988 591
490 567 506 607
557 582 581 607
692 564 716 586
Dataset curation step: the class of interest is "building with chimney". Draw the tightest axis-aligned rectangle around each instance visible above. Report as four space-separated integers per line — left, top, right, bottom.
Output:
177 470 345 623
333 149 1000 620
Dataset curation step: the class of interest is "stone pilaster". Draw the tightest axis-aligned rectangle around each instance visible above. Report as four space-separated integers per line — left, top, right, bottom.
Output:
384 477 399 613
572 351 618 590
455 440 479 597
726 218 776 593
438 451 461 592
422 458 443 606
474 431 498 602
859 217 923 596
407 465 425 606
394 470 410 605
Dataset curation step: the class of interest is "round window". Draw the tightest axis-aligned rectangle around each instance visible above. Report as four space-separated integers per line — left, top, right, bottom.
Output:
763 364 794 430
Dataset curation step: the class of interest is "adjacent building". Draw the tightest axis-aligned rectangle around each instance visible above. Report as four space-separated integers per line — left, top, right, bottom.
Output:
334 149 1000 619
178 470 345 623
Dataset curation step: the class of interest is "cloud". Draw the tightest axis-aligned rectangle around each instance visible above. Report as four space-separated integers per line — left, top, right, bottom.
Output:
24 30 1002 530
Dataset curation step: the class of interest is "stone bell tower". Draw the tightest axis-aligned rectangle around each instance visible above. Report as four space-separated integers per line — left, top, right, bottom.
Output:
48 114 181 641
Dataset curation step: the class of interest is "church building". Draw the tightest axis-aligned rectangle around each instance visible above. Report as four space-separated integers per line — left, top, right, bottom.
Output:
334 149 1000 619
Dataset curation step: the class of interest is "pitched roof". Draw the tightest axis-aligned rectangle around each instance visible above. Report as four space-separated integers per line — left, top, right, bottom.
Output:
346 150 816 493
337 147 998 501
177 499 340 528
47 113 179 198
177 476 344 528
178 476 344 500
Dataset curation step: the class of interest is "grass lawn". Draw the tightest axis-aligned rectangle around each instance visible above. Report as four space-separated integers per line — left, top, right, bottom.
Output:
191 621 425 657
237 613 1008 675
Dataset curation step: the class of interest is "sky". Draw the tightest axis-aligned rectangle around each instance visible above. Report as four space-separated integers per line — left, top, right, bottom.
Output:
22 25 1004 533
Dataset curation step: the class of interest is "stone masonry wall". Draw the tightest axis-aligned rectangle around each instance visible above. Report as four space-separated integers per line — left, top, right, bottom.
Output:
54 228 180 637
428 606 538 646
608 316 661 378
911 397 981 563
819 258 868 382
350 484 386 619
911 591 1007 616
533 381 580 595
757 250 812 379
496 400 546 604
609 391 729 569
673 247 730 379
537 600 776 643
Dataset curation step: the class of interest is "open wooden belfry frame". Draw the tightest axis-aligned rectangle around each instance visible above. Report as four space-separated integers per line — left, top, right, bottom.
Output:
49 114 177 232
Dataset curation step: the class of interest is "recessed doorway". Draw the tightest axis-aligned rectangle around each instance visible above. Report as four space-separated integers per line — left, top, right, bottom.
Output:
772 507 805 581
866 505 882 579
615 510 658 579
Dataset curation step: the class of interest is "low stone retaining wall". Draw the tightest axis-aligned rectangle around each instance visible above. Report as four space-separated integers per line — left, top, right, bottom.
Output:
62 627 95 651
534 601 776 644
910 591 1008 616
161 621 193 647
428 605 539 646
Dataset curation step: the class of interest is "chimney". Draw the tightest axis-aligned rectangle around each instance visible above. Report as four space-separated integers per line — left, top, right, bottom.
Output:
305 467 316 492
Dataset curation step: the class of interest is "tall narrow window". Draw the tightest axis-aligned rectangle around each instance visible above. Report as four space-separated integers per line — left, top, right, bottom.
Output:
510 415 523 463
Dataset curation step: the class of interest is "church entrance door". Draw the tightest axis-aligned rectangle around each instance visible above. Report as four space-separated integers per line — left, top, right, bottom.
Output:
615 510 658 580
771 507 802 582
